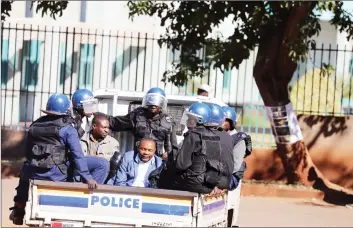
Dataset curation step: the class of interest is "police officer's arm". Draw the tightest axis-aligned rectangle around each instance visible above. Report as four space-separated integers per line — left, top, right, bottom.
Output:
175 133 197 171
63 126 94 182
95 112 133 132
164 123 178 154
232 140 246 173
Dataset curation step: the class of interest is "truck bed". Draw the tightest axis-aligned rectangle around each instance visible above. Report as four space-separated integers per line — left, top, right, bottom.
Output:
25 180 230 227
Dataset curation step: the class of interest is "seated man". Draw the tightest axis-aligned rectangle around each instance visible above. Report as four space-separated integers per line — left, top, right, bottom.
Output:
79 114 121 182
107 137 163 187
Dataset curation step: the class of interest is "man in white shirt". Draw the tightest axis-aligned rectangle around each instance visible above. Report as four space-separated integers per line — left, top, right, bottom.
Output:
107 137 163 187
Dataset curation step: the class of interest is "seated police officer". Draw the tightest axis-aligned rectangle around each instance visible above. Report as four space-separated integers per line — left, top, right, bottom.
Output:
9 93 108 225
222 106 252 180
158 102 230 194
96 87 178 160
71 89 95 137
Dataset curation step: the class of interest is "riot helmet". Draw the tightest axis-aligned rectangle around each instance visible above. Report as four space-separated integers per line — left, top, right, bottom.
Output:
181 102 211 129
206 103 226 127
40 93 71 116
222 106 237 130
142 87 168 111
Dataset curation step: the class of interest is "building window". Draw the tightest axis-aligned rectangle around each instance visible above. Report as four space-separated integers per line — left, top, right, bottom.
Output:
21 40 41 90
59 43 73 85
78 43 95 89
80 0 87 22
223 67 231 89
25 0 33 18
1 39 9 88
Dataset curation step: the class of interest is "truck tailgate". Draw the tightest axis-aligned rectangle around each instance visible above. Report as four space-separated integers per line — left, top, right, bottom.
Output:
26 180 198 227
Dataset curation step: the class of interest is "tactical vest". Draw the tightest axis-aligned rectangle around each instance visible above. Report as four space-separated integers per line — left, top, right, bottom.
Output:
189 127 223 186
232 132 252 158
26 115 74 174
131 108 173 156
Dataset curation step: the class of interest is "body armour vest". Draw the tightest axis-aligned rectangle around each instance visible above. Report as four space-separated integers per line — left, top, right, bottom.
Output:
189 127 223 186
130 108 173 156
26 115 74 170
232 132 252 158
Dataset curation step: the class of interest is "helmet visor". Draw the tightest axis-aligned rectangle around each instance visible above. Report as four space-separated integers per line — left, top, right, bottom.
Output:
205 116 225 127
142 93 167 110
180 109 203 129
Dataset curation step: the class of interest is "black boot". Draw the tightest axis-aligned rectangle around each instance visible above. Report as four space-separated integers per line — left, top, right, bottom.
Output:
9 205 25 225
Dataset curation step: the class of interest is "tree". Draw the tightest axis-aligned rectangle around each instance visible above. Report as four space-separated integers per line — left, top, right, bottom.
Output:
1 0 68 21
128 1 353 204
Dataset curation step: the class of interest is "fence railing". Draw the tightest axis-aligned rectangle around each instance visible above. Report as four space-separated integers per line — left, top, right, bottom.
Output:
1 21 353 148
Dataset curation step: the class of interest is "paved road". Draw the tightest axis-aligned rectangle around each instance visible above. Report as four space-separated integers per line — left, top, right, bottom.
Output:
2 178 353 227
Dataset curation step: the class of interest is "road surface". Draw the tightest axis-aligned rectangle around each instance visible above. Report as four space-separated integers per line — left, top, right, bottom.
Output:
2 178 352 227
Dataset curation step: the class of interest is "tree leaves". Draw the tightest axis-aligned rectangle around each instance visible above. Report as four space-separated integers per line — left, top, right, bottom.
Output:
1 1 13 21
1 0 68 21
128 1 353 86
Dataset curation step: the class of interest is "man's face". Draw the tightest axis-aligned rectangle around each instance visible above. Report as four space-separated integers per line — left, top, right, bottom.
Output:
147 105 161 115
223 119 231 132
92 119 110 139
198 91 209 97
138 140 156 162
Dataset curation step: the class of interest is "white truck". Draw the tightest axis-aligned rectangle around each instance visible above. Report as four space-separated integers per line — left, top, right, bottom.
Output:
24 89 240 227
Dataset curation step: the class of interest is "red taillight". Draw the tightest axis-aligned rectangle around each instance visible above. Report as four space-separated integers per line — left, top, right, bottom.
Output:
51 222 63 227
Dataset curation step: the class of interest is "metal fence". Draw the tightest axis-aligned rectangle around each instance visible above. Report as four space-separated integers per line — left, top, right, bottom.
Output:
1 21 353 148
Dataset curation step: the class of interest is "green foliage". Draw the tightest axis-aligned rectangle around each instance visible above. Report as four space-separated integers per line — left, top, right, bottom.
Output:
128 1 353 87
1 1 13 21
1 0 68 21
34 1 68 19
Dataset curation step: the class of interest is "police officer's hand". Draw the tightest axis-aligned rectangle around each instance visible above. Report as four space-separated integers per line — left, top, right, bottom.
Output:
87 179 97 189
162 152 168 160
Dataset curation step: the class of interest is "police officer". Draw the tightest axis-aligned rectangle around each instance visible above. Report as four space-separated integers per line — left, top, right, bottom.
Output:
98 87 177 160
222 106 252 173
9 93 108 225
71 89 95 137
206 104 236 191
161 102 229 194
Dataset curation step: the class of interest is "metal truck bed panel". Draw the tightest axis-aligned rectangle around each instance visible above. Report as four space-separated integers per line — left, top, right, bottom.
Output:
27 181 199 227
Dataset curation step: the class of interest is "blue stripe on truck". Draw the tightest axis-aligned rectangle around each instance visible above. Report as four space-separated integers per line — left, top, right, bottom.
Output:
39 195 89 208
141 202 189 216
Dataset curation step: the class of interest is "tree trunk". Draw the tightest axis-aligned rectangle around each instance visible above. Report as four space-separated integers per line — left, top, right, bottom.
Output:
253 3 353 205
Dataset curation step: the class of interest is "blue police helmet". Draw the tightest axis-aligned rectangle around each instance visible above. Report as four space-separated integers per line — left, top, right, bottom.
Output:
41 93 71 115
206 103 226 127
72 89 94 109
142 87 167 110
222 106 237 123
146 87 166 97
187 102 211 124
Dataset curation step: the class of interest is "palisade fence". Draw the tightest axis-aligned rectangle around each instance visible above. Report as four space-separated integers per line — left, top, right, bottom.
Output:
1 21 353 148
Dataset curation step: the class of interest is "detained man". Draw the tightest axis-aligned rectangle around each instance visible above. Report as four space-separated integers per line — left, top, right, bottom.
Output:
107 137 163 187
79 114 121 183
